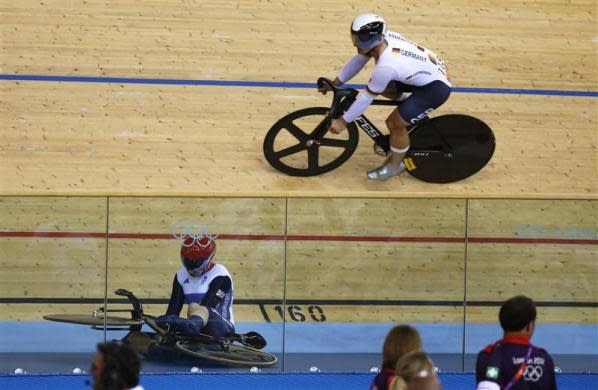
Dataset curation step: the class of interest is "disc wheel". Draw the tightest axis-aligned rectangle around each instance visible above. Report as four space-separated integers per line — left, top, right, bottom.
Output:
176 340 278 367
405 114 495 183
263 107 359 176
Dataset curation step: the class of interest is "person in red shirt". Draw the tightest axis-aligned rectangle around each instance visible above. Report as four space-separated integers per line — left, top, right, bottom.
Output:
476 295 557 390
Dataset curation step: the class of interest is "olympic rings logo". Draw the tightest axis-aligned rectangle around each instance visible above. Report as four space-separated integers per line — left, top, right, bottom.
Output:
522 365 543 382
170 221 219 248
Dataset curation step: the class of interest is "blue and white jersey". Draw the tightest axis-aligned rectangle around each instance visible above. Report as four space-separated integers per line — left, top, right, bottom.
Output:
166 263 234 324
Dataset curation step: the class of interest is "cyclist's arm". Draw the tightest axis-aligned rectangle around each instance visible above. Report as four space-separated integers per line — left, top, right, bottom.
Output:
337 54 370 84
165 275 185 316
200 275 232 308
342 65 395 123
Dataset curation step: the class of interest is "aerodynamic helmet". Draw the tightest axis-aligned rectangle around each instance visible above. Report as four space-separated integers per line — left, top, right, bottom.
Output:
180 235 216 276
350 13 387 51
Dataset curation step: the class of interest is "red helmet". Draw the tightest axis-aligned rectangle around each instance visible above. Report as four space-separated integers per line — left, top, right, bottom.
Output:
180 236 216 275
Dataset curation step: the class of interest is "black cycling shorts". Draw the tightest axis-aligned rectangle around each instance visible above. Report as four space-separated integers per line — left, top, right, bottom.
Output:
396 80 451 125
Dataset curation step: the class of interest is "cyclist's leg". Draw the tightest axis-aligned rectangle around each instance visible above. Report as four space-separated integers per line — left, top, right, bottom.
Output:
372 82 412 158
384 81 415 148
162 317 203 335
367 83 411 180
386 110 411 149
122 331 158 356
381 81 413 101
121 331 183 361
398 80 451 128
368 81 451 181
367 112 410 180
202 307 235 338
154 304 207 337
154 314 180 330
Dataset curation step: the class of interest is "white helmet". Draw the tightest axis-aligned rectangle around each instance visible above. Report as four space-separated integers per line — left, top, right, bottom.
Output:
350 13 387 51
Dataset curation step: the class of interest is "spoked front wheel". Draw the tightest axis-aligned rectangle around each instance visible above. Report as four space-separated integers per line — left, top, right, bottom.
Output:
405 114 495 183
176 340 278 367
263 107 359 176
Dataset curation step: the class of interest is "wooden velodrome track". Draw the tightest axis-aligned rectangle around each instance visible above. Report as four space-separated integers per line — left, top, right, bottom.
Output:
0 0 596 198
0 1 596 334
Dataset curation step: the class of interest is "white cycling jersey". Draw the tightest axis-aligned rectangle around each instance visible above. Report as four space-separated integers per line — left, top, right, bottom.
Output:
338 31 451 123
175 264 235 323
339 31 451 89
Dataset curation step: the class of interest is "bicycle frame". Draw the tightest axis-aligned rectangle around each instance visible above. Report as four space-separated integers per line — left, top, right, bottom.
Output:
315 78 453 157
349 100 454 157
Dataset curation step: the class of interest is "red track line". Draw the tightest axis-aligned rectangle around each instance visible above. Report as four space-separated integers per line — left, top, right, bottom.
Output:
467 237 597 245
0 231 105 238
286 235 463 243
0 231 596 245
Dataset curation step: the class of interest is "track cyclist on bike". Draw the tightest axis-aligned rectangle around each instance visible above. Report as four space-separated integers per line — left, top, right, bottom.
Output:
319 13 452 181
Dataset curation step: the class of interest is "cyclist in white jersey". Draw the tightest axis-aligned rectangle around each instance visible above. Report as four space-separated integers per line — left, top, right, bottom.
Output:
319 13 452 181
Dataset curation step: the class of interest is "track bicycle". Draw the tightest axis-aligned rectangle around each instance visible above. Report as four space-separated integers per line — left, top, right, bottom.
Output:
44 288 278 367
263 77 495 183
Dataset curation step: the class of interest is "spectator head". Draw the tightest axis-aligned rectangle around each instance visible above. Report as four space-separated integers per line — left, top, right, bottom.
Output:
499 295 537 335
91 340 140 390
391 351 441 390
382 324 423 369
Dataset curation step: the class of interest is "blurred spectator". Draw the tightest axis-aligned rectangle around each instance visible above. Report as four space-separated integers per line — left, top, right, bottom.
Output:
90 340 143 390
390 351 442 390
476 295 556 390
370 324 423 390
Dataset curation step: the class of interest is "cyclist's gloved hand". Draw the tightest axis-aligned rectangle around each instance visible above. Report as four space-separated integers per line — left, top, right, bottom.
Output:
329 117 348 134
155 315 202 336
155 314 179 329
318 82 332 95
317 77 341 95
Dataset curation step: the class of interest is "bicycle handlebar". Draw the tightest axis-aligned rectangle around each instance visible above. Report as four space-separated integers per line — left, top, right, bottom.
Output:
114 288 132 297
317 77 358 119
114 288 144 319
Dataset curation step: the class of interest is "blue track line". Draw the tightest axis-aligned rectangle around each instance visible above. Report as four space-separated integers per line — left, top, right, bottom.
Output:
1 74 597 97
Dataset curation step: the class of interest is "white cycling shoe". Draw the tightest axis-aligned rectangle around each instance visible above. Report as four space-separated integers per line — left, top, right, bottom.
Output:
367 158 406 181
